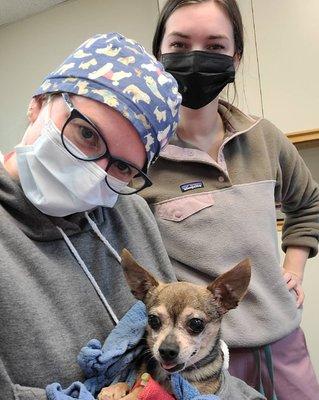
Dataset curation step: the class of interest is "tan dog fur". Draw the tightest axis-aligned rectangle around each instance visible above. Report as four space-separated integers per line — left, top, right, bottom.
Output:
98 250 251 399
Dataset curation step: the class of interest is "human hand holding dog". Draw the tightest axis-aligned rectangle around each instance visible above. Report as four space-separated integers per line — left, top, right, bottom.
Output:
98 373 175 400
282 245 309 307
98 383 143 400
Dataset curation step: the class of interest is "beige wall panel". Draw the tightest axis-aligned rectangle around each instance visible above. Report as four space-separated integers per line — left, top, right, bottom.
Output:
252 0 319 133
299 147 319 184
300 254 319 377
278 232 319 377
0 0 159 152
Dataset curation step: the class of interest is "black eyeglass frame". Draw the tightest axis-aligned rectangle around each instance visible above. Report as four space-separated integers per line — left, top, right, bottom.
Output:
60 92 152 195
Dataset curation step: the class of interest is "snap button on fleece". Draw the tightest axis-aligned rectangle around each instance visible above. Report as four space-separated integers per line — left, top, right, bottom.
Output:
174 210 183 219
218 176 225 182
187 150 194 157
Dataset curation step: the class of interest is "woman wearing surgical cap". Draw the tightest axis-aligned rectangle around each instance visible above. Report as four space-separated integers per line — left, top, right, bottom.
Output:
0 32 181 399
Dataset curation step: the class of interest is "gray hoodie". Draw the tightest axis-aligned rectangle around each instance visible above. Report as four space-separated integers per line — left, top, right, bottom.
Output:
0 165 175 400
217 371 266 399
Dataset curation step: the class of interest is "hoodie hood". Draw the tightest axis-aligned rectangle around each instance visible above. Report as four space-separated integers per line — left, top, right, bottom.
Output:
0 164 104 241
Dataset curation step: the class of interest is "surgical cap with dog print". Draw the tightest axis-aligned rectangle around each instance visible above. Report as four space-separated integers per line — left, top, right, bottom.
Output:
34 32 181 167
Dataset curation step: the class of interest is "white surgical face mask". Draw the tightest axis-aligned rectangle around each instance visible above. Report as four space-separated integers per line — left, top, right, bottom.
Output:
15 119 127 217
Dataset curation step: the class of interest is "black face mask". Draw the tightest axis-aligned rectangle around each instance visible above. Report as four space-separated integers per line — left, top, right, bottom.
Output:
161 51 235 109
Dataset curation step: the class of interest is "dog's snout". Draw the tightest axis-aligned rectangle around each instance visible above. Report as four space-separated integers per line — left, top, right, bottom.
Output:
159 335 179 362
159 344 179 361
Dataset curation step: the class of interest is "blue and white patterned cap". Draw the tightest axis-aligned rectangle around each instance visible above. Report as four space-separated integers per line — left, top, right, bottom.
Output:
34 32 181 167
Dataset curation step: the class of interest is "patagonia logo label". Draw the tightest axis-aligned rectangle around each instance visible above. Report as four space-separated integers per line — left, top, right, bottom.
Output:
180 181 204 192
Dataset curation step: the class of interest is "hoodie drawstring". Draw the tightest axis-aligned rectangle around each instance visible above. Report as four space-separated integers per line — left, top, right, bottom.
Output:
84 212 122 264
56 212 123 326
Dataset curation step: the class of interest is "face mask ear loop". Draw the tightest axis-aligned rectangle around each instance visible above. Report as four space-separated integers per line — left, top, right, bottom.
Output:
20 96 55 147
20 129 31 147
44 95 54 124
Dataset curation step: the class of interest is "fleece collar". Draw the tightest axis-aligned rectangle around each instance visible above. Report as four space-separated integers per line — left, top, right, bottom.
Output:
218 100 261 134
160 100 261 160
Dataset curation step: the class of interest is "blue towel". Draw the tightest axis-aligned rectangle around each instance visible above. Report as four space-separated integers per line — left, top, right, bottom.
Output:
47 301 147 400
46 301 220 400
78 301 147 393
46 382 95 400
171 374 220 400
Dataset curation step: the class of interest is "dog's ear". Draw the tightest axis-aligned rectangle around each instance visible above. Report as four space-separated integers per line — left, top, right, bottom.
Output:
207 259 251 315
121 249 159 301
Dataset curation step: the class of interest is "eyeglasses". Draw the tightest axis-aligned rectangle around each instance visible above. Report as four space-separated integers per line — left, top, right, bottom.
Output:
60 92 152 195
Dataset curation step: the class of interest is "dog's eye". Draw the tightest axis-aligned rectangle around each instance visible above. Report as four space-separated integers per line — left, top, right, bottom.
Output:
148 314 161 331
187 318 205 334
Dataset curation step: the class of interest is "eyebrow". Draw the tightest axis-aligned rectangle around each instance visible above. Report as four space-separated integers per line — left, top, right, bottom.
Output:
168 31 229 41
87 116 105 136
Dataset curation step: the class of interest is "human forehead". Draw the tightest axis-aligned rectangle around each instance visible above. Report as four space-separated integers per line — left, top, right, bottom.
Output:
53 94 135 135
50 94 146 166
163 1 234 42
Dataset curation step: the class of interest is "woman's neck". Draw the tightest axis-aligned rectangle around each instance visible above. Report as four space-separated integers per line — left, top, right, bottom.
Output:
176 99 225 155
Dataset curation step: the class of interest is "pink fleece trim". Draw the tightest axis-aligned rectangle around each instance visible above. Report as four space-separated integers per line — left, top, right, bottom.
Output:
154 193 214 222
161 144 216 165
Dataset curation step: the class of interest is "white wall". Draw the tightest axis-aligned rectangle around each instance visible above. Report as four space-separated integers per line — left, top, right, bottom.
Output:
278 232 319 377
0 0 160 152
236 0 319 133
251 0 319 132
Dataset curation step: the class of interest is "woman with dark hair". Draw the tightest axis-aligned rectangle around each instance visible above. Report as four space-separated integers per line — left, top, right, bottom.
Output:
141 1 319 398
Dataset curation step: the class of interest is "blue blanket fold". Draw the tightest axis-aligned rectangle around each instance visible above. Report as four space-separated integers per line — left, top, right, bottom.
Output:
46 382 95 400
46 301 220 400
78 300 147 394
171 374 220 400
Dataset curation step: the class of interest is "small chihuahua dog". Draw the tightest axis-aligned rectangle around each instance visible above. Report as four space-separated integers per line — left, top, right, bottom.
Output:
98 249 251 399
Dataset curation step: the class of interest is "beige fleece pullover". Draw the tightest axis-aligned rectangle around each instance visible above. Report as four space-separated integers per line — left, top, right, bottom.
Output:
142 101 319 347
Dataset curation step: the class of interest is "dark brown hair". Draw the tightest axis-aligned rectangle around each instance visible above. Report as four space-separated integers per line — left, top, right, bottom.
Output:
153 0 244 60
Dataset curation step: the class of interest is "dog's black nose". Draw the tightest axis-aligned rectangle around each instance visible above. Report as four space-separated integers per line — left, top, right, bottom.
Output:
159 343 179 362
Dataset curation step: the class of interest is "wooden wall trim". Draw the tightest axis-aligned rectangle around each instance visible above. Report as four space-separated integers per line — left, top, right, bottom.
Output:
287 128 319 144
277 220 283 231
